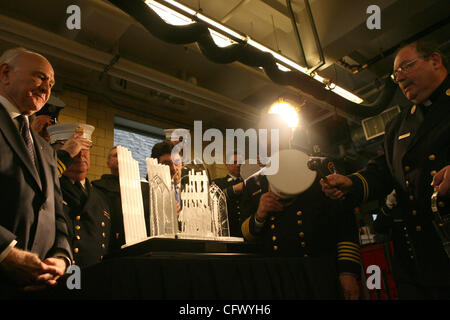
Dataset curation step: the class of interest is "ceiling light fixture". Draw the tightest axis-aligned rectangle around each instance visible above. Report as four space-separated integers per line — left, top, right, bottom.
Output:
268 99 300 129
145 0 364 104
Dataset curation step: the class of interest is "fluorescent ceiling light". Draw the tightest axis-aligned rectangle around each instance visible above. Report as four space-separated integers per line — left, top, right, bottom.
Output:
247 38 308 74
330 85 364 104
163 0 197 15
276 63 291 72
146 0 194 25
209 29 236 48
197 13 246 41
145 0 364 104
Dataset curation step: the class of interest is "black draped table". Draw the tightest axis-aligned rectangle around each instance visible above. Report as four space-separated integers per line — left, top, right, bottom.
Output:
40 252 344 300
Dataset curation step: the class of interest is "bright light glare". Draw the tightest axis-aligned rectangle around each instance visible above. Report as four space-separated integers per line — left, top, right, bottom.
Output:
209 29 235 47
268 101 299 128
331 85 364 104
146 0 194 25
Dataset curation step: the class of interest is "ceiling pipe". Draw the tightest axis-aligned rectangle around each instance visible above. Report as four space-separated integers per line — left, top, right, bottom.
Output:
338 15 450 74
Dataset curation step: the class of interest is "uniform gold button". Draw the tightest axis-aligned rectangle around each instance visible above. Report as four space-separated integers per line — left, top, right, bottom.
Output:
430 170 437 176
438 201 445 208
303 254 309 258
412 210 417 216
270 224 275 230
410 256 414 260
301 241 306 247
446 88 450 96
410 105 416 114
75 225 81 230
76 235 81 240
101 243 105 249
115 233 120 239
101 222 105 227
439 223 444 228
75 216 81 221
297 220 303 226
270 216 275 221
100 256 103 260
404 165 411 172
405 180 410 187
409 195 414 201
273 245 278 251
428 154 436 161
272 236 277 241
296 211 302 216
72 260 76 265
102 232 106 238
405 233 409 238
74 248 79 254
299 232 305 238
416 226 422 232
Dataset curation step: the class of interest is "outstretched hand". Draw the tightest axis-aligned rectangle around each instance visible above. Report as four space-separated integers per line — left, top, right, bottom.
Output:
319 174 353 200
432 165 450 197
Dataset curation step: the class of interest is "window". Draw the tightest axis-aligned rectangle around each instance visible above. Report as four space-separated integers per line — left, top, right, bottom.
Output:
114 117 165 180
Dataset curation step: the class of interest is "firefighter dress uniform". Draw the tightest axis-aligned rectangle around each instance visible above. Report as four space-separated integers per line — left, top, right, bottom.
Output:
349 76 450 298
60 176 112 268
240 168 361 299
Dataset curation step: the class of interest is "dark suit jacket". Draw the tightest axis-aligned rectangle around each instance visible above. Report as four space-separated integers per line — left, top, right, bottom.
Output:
0 103 72 262
349 76 450 286
92 174 124 251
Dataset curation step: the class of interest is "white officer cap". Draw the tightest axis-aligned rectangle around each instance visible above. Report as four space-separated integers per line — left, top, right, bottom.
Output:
47 123 95 144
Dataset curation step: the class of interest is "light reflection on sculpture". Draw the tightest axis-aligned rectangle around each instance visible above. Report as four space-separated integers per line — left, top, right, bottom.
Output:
119 146 238 248
146 157 178 237
178 170 229 239
117 146 147 245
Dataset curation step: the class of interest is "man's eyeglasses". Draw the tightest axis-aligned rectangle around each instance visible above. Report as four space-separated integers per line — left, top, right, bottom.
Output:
391 58 421 83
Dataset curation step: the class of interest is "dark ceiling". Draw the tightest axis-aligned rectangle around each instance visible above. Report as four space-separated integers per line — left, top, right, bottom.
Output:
0 0 449 167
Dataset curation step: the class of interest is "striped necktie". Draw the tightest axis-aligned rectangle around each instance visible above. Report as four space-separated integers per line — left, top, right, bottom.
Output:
17 115 36 168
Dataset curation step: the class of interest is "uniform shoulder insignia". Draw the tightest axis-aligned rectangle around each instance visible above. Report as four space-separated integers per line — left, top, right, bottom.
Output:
62 200 68 205
252 189 262 196
227 177 233 182
103 210 111 220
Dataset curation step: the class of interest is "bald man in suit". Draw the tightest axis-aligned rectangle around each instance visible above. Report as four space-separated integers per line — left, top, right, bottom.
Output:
0 47 72 295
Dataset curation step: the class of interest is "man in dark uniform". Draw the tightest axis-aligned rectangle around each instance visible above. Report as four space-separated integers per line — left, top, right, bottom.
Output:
212 152 244 237
240 113 361 300
321 40 450 299
50 123 112 268
92 146 125 251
